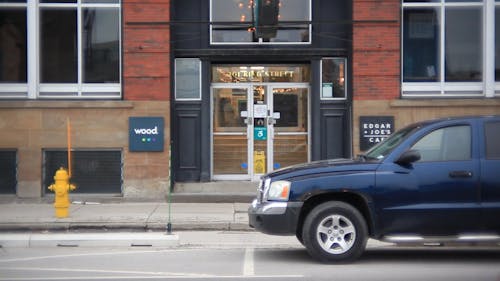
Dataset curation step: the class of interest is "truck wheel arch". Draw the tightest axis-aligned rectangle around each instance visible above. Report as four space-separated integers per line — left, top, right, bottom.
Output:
296 191 374 242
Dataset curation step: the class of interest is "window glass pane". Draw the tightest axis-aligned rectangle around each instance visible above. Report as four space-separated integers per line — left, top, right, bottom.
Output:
212 0 252 21
0 8 27 83
82 8 119 83
445 7 482 82
40 0 77 3
270 0 309 42
211 0 310 43
321 58 346 99
412 126 471 162
496 7 500 81
211 0 254 43
175 58 201 100
485 121 500 159
82 0 119 3
403 8 440 82
40 8 77 83
403 0 440 2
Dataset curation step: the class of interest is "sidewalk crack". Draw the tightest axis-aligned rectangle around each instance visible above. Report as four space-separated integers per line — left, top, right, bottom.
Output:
146 203 160 225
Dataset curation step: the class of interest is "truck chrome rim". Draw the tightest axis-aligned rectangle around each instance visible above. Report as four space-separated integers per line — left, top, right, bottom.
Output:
316 215 356 254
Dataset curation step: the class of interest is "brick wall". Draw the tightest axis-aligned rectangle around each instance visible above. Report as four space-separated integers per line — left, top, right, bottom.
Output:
123 0 171 101
353 0 400 100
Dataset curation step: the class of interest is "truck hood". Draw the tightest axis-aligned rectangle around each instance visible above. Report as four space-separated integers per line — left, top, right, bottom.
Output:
266 158 379 180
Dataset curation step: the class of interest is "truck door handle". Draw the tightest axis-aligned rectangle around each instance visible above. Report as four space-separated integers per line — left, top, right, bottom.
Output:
449 171 473 178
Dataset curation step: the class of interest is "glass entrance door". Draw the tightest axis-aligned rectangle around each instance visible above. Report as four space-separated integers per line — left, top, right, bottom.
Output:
212 87 249 178
271 87 309 171
212 84 309 180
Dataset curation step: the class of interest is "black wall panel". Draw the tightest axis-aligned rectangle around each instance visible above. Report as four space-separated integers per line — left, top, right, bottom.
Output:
173 104 202 181
0 150 17 194
322 111 345 159
319 105 350 160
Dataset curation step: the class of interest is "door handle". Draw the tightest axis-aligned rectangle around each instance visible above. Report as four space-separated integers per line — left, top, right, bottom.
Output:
449 171 473 178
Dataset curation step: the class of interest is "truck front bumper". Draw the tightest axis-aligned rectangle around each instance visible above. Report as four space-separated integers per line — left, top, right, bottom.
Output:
248 199 303 235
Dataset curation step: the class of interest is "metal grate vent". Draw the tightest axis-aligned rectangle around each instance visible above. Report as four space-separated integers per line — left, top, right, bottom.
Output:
43 150 122 194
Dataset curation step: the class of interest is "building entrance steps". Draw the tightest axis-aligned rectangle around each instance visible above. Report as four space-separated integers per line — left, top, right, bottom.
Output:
172 181 257 203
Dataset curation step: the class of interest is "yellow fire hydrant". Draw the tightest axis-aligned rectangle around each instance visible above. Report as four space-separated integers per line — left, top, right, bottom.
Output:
48 167 76 218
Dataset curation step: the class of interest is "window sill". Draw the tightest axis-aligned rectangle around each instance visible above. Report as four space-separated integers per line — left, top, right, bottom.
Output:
0 100 134 109
391 99 500 108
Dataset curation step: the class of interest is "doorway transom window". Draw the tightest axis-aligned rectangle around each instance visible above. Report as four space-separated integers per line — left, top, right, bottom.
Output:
210 0 311 44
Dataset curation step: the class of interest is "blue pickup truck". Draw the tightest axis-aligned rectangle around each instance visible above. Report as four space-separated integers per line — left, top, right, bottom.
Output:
249 116 500 262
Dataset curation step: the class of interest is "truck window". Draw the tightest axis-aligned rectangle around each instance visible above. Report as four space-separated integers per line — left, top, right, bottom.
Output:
364 124 420 160
485 121 500 159
411 125 471 162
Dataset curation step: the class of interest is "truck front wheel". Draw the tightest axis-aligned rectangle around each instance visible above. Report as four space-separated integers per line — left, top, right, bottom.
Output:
302 201 368 263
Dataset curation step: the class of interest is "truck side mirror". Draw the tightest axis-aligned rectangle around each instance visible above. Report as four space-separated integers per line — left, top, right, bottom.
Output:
395 150 421 166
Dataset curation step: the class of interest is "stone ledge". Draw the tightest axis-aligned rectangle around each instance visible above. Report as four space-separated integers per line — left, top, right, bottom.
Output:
0 100 134 109
391 99 500 108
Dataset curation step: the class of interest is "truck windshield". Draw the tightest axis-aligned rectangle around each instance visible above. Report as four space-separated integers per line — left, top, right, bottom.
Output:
363 124 420 160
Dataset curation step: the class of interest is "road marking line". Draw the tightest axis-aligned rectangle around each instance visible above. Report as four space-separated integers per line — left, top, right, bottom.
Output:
243 247 255 276
0 264 304 281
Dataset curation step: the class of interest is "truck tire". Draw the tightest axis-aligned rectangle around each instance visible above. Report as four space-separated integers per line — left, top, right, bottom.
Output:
302 201 368 263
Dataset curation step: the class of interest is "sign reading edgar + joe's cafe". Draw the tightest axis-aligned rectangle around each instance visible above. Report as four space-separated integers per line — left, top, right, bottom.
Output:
359 116 394 151
129 117 164 152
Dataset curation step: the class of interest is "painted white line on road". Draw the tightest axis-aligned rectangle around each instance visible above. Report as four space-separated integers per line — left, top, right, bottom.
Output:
0 266 303 280
0 249 193 263
0 266 210 277
243 247 255 276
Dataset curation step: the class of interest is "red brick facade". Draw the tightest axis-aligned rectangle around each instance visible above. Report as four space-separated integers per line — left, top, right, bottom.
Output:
353 0 401 100
123 0 171 101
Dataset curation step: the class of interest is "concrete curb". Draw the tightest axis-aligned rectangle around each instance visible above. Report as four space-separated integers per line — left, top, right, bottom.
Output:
0 232 179 248
0 222 251 232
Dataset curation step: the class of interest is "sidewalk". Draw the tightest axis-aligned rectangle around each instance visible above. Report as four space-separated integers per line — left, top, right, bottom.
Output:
0 201 251 232
0 200 396 249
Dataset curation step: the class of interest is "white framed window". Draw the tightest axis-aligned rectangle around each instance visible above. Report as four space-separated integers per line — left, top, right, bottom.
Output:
320 58 347 100
0 0 121 99
401 0 498 97
175 58 202 101
210 0 311 45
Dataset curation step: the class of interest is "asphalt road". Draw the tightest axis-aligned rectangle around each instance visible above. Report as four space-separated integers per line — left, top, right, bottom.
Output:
0 233 499 281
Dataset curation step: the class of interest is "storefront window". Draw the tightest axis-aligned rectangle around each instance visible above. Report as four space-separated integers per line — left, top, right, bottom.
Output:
211 0 311 44
402 0 495 97
40 2 120 84
0 6 27 83
0 0 121 98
